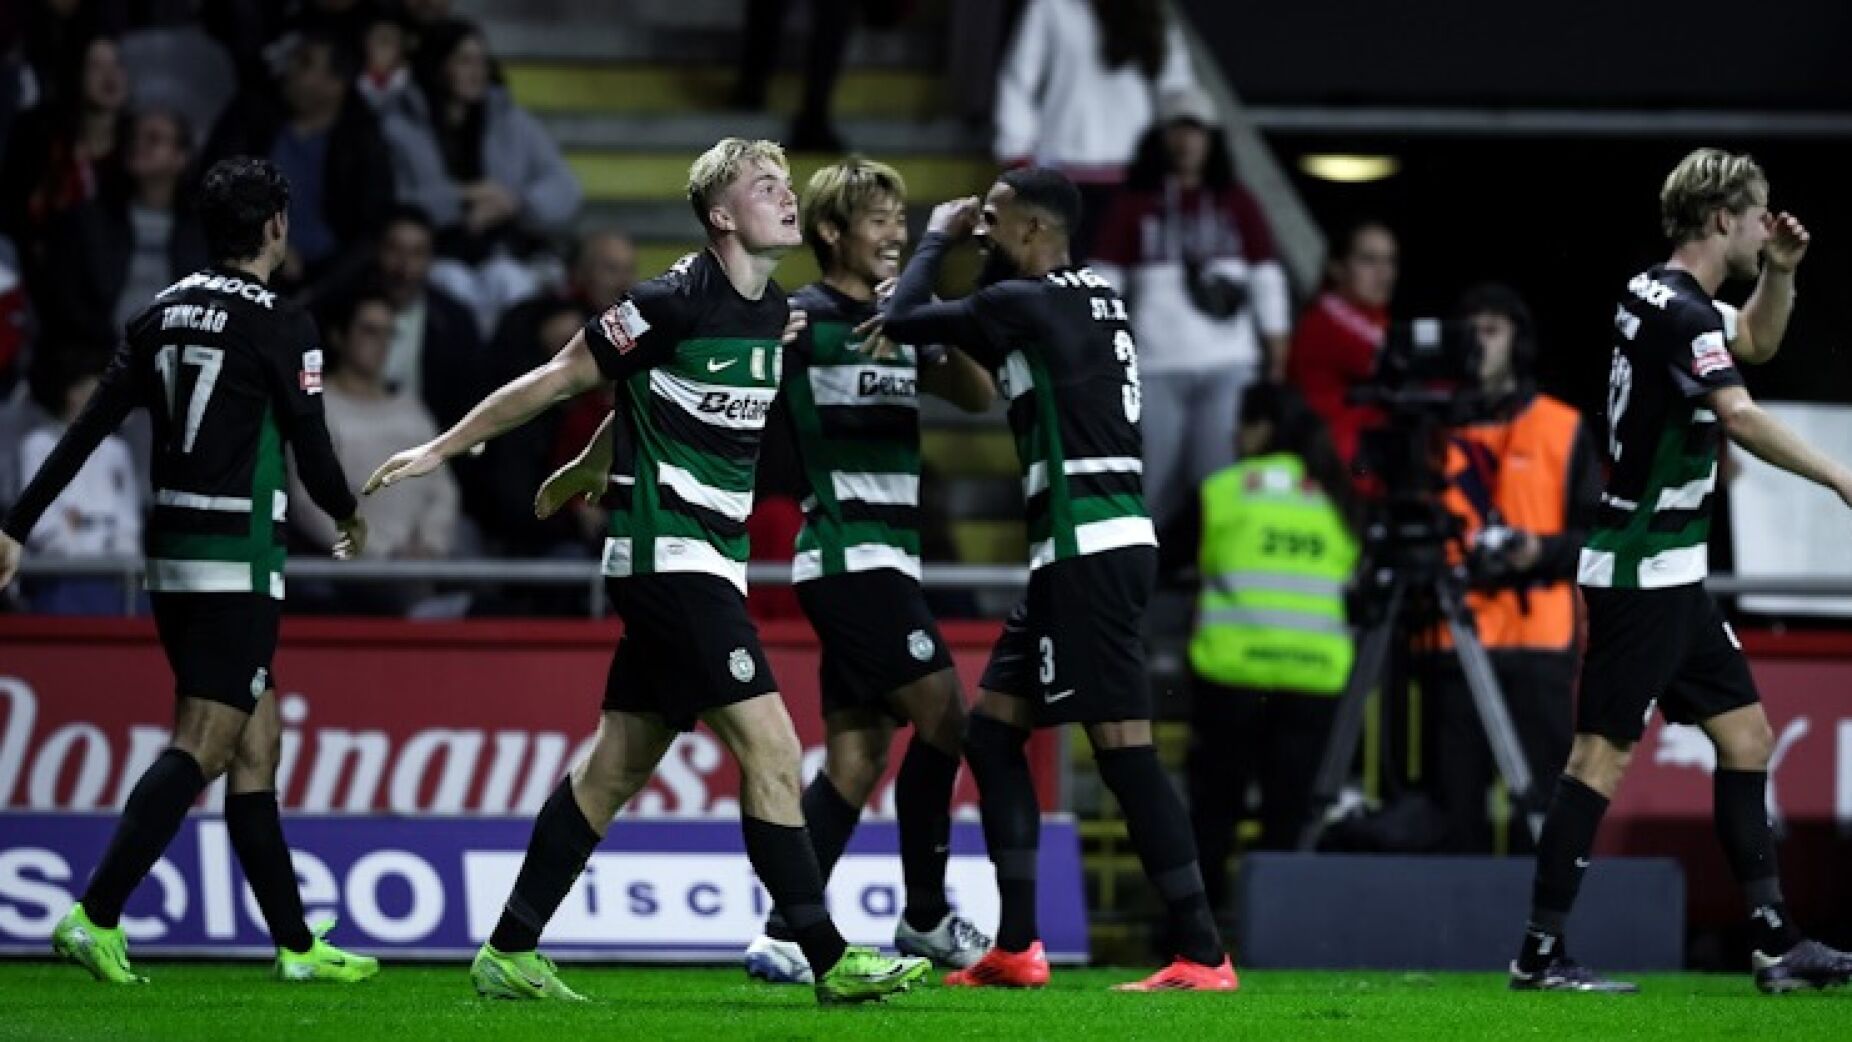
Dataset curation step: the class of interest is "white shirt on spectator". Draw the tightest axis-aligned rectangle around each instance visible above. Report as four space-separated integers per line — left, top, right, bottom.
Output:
289 385 458 559
994 0 1194 175
18 426 141 557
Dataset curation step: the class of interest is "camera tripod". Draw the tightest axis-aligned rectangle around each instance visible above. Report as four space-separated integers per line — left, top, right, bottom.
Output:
1296 522 1541 851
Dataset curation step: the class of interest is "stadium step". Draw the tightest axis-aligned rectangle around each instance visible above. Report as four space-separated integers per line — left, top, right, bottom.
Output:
506 62 946 118
566 149 995 204
546 114 981 159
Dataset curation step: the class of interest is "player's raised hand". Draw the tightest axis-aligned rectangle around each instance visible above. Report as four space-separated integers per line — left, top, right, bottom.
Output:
1765 212 1810 272
928 196 982 240
782 308 808 347
0 532 21 588
851 313 903 361
536 446 610 519
333 515 368 560
364 443 446 494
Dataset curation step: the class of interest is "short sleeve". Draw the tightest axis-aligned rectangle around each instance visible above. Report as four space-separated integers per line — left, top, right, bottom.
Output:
582 275 691 382
1666 305 1744 399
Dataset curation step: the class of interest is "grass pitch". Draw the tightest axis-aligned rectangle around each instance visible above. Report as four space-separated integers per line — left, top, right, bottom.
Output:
0 962 1845 1041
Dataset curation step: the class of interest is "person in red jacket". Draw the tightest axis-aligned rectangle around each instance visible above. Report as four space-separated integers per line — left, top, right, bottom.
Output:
1285 219 1398 465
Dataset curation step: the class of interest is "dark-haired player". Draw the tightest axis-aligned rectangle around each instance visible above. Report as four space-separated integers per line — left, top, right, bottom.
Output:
868 168 1237 991
0 157 376 983
1509 148 1852 993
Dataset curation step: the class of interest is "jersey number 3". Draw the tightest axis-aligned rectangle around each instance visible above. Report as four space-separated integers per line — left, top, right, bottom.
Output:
1113 330 1142 424
154 344 224 453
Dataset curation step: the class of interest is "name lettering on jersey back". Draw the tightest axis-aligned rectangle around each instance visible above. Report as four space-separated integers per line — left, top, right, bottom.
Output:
1046 268 1113 290
161 304 229 333
857 371 916 399
161 271 278 308
698 392 772 424
1628 273 1676 309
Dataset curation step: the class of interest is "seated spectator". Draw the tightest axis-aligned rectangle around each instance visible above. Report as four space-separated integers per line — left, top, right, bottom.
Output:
1093 86 1292 531
354 10 411 112
290 290 457 564
18 1 129 103
380 19 582 335
2 33 131 262
488 228 638 363
201 27 394 304
369 204 483 428
993 0 1193 258
1284 219 1398 467
40 105 207 349
15 346 143 615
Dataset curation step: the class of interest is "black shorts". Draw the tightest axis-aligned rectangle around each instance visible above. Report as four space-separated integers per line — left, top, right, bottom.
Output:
1576 584 1759 743
980 546 1155 726
602 574 778 731
150 592 280 712
797 569 955 720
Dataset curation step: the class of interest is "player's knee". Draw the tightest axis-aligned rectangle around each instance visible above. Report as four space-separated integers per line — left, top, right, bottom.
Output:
964 712 1027 774
1716 717 1775 770
183 739 237 781
1564 734 1632 797
826 749 885 805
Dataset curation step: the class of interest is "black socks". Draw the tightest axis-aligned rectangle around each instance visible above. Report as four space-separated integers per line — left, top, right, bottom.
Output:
1095 744 1224 967
83 748 207 927
1519 774 1609 970
964 714 1040 952
489 778 601 953
743 816 848 973
765 774 860 943
896 738 958 932
1714 769 1802 955
226 791 313 953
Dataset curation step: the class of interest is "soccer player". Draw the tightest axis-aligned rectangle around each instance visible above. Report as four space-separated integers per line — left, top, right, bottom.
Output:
867 169 1237 991
743 156 996 980
0 157 377 983
1509 149 1852 993
364 138 929 1004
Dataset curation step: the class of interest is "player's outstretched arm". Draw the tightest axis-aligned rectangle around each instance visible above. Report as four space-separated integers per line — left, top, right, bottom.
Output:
1733 212 1809 365
366 331 604 494
1711 384 1852 507
536 410 615 520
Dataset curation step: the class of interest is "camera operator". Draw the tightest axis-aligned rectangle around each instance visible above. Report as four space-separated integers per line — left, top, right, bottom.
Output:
1424 284 1601 854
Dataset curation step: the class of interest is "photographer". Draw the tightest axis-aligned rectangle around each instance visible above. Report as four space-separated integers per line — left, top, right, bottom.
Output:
1425 284 1601 854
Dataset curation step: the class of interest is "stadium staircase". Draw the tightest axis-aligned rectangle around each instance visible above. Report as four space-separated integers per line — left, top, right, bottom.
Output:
456 0 1210 963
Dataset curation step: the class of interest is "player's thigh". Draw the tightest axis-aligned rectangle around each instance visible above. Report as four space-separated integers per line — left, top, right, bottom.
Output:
577 709 679 795
605 575 778 731
1665 593 1763 763
801 571 954 719
1574 586 1694 744
886 667 967 754
704 692 804 778
823 705 897 799
976 598 1039 727
227 689 282 793
1042 549 1158 729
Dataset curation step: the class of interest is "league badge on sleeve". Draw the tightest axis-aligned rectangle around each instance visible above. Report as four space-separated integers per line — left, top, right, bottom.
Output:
599 300 652 355
1690 330 1733 378
299 349 324 394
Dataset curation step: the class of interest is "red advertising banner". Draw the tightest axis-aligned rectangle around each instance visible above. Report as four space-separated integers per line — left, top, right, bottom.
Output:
0 617 1052 819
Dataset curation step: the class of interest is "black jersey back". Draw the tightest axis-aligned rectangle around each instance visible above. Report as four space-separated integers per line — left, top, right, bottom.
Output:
1580 264 1744 590
128 267 333 597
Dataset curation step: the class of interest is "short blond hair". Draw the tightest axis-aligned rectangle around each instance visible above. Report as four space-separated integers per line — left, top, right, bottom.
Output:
801 156 907 269
1661 148 1767 242
687 138 789 231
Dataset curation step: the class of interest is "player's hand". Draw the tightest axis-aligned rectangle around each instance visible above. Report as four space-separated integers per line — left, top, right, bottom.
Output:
333 515 367 560
927 197 981 240
1507 530 1542 572
851 314 903 360
873 278 897 306
0 532 21 588
1835 473 1852 512
1764 212 1810 272
536 445 611 520
364 443 447 494
781 308 808 347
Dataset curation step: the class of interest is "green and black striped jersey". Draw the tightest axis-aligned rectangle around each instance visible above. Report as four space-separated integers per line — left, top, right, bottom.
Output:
582 250 787 593
1 266 358 599
884 233 1155 570
780 282 922 582
1580 264 1745 589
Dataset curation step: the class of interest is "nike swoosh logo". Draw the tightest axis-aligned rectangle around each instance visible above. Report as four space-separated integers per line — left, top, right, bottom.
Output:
1045 689 1076 703
707 358 738 372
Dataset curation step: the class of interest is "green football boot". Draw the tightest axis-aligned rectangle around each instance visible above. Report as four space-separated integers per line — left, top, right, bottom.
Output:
276 919 380 982
51 903 147 984
471 944 587 1001
814 945 931 1005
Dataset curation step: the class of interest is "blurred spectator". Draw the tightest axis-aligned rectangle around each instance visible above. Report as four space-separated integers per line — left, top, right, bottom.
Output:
354 10 411 111
368 204 483 429
119 8 238 144
201 27 394 303
15 346 143 615
290 289 457 561
19 1 129 101
0 236 29 395
489 229 638 364
284 0 382 59
993 0 1192 258
1 33 131 258
730 0 914 152
1093 87 1291 531
456 298 595 560
1424 284 1599 854
1285 219 1398 466
1177 383 1358 909
380 19 582 335
39 105 208 349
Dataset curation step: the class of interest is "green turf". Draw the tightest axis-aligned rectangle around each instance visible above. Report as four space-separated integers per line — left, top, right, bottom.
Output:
0 962 1845 1042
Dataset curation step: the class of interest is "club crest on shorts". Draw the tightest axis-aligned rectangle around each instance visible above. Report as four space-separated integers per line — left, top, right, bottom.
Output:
907 629 935 662
728 647 756 683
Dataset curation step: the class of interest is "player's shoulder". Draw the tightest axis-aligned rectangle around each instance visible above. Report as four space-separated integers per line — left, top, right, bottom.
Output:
789 281 864 322
1625 265 1720 333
